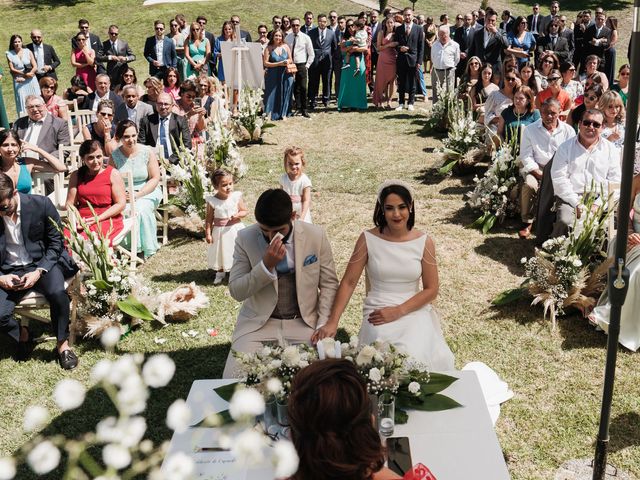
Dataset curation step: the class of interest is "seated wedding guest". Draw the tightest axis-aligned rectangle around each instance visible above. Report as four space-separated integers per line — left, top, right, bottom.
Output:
519 61 540 94
535 69 572 119
579 55 608 90
611 63 630 106
499 54 518 87
598 90 626 153
517 98 575 239
590 174 640 350
0 172 79 369
483 67 519 134
197 75 229 122
567 84 603 128
497 85 540 150
62 75 89 107
559 61 582 102
550 109 621 238
141 75 163 111
0 130 66 194
39 77 68 120
81 74 124 112
288 359 402 480
138 92 191 164
506 16 536 67
537 51 560 90
163 67 181 101
458 55 481 102
263 29 294 121
114 67 145 98
13 95 70 159
536 19 571 64
82 99 118 155
110 120 162 259
222 189 339 378
172 80 207 146
114 85 153 130
65 140 125 242
470 63 499 120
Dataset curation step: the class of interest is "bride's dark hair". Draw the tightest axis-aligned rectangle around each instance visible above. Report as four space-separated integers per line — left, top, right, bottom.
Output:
288 359 385 480
373 184 415 233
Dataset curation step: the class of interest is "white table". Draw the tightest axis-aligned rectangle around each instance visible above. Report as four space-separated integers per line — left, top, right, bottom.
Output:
162 371 510 479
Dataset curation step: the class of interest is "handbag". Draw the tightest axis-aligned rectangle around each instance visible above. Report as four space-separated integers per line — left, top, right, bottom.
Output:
286 63 298 75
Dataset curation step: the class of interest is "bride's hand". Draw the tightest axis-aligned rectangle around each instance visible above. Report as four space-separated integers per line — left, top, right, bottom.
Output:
311 323 337 344
368 307 402 325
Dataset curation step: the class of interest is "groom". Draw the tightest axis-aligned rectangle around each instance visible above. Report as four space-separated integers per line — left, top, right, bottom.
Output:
223 189 339 378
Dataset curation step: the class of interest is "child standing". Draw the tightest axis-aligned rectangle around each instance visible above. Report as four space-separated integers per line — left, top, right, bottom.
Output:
279 146 312 223
205 169 247 285
343 19 368 76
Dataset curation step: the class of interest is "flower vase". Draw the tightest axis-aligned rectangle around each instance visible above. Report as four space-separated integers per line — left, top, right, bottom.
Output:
276 398 289 426
369 393 379 420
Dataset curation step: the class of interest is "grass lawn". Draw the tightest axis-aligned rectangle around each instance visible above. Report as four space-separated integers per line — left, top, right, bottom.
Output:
1 1 639 479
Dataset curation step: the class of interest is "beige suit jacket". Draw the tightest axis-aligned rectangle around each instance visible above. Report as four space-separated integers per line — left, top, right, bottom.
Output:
228 221 339 341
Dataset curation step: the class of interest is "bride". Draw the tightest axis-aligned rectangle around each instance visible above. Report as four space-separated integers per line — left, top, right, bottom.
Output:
313 180 455 371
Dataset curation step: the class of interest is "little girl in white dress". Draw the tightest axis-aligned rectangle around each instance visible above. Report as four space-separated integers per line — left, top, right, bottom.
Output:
279 146 312 223
205 169 247 284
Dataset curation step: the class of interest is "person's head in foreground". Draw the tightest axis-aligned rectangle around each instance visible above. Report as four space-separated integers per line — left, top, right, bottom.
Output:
288 359 389 480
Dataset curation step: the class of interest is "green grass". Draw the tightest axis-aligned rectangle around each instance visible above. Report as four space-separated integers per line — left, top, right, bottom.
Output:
1 1 639 479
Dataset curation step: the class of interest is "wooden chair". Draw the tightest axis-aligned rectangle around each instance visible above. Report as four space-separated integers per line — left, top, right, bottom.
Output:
156 166 170 246
113 171 142 272
69 109 95 145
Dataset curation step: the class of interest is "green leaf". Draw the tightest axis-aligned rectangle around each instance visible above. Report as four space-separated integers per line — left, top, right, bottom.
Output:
438 159 458 175
117 296 155 321
482 214 497 234
405 393 463 411
492 287 527 306
469 212 489 229
190 409 234 427
395 408 409 424
92 279 111 291
214 382 238 402
262 122 277 130
421 373 459 394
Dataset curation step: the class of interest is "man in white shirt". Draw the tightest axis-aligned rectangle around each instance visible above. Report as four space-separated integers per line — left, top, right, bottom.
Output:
430 26 460 103
81 74 124 111
550 109 621 238
285 18 315 117
517 98 575 238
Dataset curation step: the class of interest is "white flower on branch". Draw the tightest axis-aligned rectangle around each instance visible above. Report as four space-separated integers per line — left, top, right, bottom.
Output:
27 440 60 475
23 405 49 433
229 388 265 421
166 399 191 433
102 443 131 470
0 457 16 480
101 326 121 348
53 379 86 411
162 452 194 480
266 378 283 395
142 354 176 388
273 441 299 478
231 429 268 467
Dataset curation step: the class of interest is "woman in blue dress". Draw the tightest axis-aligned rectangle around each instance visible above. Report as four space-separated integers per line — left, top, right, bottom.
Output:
6 34 40 116
185 21 211 79
215 21 236 84
337 20 368 111
110 120 162 259
263 29 294 121
506 17 536 68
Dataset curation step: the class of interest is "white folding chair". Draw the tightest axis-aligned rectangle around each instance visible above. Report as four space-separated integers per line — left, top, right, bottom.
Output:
69 109 95 145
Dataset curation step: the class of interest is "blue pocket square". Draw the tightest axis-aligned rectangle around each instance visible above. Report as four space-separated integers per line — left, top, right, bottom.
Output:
303 254 318 266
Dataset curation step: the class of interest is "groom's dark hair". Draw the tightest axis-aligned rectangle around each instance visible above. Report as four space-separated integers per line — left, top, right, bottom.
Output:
255 189 293 226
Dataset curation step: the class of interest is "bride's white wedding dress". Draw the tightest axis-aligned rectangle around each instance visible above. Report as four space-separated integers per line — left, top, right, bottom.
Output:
358 231 456 371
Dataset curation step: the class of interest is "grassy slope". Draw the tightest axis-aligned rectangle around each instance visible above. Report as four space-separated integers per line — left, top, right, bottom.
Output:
0 1 638 479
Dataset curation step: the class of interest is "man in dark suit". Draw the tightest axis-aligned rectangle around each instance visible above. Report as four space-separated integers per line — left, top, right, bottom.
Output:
331 16 346 100
467 8 508 68
26 30 60 81
0 173 79 368
13 95 70 157
230 15 252 42
114 85 153 129
71 19 105 75
196 16 217 76
394 8 424 110
369 10 380 88
527 4 543 42
138 92 191 164
558 15 575 60
453 13 475 79
499 10 515 31
143 20 177 78
584 11 611 73
539 1 560 36
98 25 136 86
81 74 124 111
301 11 315 34
536 20 571 64
307 14 337 109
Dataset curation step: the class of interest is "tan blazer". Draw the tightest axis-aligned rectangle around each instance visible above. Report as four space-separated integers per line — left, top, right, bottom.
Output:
228 221 339 341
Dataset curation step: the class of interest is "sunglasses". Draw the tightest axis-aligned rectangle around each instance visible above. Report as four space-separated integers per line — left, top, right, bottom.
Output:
505 77 517 82
109 32 119 36
582 119 602 128
99 112 114 117
155 27 164 31
620 72 630 76
543 60 554 64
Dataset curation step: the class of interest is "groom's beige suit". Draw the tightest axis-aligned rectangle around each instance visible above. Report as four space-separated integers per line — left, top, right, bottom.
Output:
222 221 339 377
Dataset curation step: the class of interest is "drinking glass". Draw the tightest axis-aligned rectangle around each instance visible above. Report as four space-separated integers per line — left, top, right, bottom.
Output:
378 393 395 437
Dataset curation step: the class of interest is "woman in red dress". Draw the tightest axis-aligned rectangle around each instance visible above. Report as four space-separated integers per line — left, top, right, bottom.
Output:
70 32 96 92
65 140 126 242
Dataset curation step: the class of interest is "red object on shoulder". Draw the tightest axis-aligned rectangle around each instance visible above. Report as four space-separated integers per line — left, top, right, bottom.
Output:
403 463 437 480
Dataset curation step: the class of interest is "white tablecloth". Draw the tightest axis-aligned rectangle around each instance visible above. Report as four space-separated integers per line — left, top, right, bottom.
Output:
162 371 510 479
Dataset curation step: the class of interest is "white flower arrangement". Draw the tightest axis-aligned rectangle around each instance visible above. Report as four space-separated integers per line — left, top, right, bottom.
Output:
233 86 274 143
205 116 247 179
164 144 213 221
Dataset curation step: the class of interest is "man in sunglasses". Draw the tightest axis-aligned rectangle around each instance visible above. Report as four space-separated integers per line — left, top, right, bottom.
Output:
0 173 79 369
25 29 60 81
143 20 177 78
549 109 621 238
97 25 136 86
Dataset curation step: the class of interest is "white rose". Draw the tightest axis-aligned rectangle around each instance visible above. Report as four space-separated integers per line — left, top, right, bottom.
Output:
408 381 421 395
266 378 283 395
229 388 265 421
520 257 527 264
27 441 60 475
261 346 272 356
355 345 377 366
321 338 338 359
282 346 301 367
142 354 176 388
53 379 86 411
23 405 49 433
368 368 382 383
269 359 282 369
162 452 194 480
102 443 131 470
166 399 191 433
101 326 121 348
273 441 299 478
0 457 16 480
573 259 582 267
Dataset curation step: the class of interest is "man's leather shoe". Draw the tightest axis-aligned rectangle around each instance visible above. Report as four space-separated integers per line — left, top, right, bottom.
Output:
518 223 533 239
55 348 79 370
302 112 310 118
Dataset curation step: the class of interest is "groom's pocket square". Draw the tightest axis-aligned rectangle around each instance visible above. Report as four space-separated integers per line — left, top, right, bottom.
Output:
303 254 318 266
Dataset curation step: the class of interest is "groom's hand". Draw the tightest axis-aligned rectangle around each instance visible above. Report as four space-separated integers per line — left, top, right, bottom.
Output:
263 237 286 271
368 307 402 325
311 323 337 344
